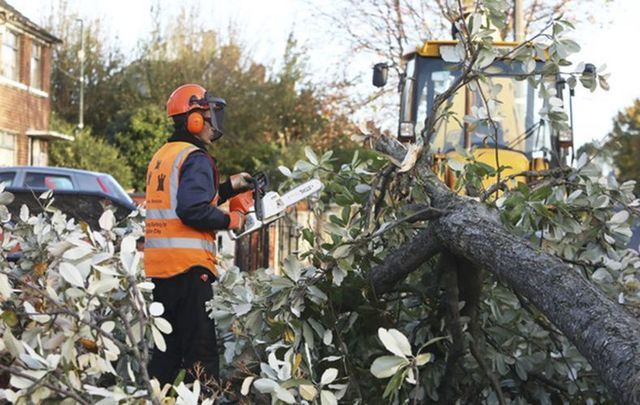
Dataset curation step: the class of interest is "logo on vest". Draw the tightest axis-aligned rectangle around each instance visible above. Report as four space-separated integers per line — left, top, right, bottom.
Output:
154 160 162 170
157 174 166 191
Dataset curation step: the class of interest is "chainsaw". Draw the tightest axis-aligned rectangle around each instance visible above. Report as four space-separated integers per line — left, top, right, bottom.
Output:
228 172 323 240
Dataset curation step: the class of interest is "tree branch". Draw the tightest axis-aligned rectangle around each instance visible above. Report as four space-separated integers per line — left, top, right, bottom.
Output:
373 133 640 403
0 364 90 405
369 225 440 295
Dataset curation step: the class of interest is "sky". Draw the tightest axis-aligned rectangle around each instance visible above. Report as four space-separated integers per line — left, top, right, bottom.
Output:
12 0 640 150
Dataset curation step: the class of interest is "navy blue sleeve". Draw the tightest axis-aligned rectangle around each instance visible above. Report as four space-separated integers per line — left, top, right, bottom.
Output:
176 151 231 230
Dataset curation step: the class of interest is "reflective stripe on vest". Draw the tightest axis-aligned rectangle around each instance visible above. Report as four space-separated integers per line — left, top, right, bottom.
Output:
145 237 217 253
144 142 218 278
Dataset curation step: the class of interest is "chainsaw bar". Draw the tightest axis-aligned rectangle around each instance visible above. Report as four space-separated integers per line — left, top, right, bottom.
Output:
229 179 323 240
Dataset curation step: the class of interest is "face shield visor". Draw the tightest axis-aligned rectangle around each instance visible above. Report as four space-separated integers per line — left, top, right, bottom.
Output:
191 92 227 141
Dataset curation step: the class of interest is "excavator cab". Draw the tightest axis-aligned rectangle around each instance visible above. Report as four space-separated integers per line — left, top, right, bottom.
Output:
376 40 576 188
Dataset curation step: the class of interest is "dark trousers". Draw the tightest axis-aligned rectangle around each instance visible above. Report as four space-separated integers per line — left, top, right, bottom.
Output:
147 266 219 386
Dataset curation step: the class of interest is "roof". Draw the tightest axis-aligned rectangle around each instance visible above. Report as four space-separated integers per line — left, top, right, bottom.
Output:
26 130 74 141
0 165 109 177
404 40 521 60
0 1 62 44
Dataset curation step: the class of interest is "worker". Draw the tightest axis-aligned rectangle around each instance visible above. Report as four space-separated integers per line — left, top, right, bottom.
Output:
144 83 253 386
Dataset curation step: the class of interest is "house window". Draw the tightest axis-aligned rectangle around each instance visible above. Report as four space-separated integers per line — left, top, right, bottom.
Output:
1 30 20 81
30 43 42 89
0 131 16 166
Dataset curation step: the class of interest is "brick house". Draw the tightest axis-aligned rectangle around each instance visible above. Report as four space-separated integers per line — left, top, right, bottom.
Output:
0 1 69 167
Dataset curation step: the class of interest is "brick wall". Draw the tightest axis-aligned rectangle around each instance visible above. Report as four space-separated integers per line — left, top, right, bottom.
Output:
0 33 53 166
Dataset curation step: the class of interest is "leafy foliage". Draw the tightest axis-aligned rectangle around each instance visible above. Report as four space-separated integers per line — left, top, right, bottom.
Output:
604 99 640 194
0 189 157 402
48 115 134 189
108 106 171 192
206 138 639 403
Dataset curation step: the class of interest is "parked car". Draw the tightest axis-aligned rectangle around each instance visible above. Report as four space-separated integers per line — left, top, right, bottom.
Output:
0 166 136 229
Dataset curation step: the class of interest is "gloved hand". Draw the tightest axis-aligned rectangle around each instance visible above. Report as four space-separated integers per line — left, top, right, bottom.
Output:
227 211 246 230
230 172 254 192
229 191 254 215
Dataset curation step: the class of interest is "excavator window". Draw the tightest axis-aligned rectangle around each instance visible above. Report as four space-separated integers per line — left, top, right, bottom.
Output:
409 56 547 158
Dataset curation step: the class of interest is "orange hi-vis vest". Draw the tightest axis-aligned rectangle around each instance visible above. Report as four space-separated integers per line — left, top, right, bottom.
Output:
144 142 219 278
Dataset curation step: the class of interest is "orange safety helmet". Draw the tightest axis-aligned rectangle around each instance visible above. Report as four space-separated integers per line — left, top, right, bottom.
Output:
166 84 226 139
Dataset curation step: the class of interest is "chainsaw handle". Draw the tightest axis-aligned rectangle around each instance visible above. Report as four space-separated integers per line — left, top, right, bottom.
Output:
251 172 269 221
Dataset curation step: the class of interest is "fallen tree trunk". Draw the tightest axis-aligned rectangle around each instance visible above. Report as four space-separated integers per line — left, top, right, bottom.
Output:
369 224 440 294
369 136 640 403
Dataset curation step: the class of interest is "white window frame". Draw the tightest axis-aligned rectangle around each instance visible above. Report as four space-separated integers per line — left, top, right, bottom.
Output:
30 42 42 89
1 29 20 82
0 130 17 166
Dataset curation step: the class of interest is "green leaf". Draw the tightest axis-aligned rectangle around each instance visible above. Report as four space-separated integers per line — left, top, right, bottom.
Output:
515 360 528 381
382 367 407 398
294 160 315 172
299 384 317 401
278 165 292 177
378 328 411 358
254 378 278 393
241 376 255 396
592 195 610 209
320 389 338 405
304 146 319 165
151 325 166 352
275 385 296 404
447 158 465 172
332 244 351 259
530 185 552 201
58 262 85 288
370 355 409 378
355 184 371 193
415 353 432 366
302 229 315 245
320 368 338 385
0 310 18 327
283 256 302 282
559 39 580 53
608 210 629 225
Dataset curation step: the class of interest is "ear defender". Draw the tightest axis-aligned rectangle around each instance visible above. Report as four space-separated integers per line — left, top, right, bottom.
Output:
187 112 204 134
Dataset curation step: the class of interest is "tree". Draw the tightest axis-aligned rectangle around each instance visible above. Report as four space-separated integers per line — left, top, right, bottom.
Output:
108 106 171 192
605 99 640 195
49 115 134 189
45 2 125 135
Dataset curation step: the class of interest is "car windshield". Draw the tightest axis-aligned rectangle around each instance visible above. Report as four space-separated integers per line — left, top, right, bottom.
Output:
413 57 548 156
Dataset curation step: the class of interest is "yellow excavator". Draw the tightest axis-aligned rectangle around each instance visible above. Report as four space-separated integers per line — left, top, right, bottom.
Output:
373 39 586 190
